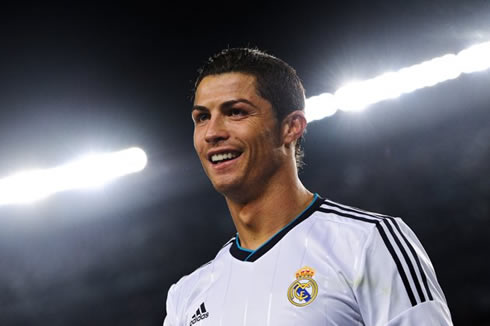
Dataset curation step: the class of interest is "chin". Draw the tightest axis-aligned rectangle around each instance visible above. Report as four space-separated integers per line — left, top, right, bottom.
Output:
212 182 237 195
211 179 243 196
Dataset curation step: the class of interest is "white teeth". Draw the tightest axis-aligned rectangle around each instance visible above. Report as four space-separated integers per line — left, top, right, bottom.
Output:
211 152 238 163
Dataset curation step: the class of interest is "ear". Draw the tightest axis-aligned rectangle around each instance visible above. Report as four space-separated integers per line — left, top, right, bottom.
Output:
281 110 307 148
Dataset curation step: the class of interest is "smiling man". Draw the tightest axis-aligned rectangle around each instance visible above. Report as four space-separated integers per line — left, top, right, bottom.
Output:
163 48 452 325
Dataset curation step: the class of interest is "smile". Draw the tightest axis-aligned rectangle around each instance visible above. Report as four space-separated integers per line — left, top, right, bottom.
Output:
209 151 242 164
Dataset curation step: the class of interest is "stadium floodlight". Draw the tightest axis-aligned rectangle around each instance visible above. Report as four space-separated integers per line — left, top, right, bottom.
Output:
304 93 338 123
457 41 490 73
305 40 490 122
0 147 147 206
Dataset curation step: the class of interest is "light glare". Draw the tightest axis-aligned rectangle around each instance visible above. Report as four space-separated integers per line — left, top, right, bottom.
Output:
306 41 490 121
457 41 490 73
0 147 147 206
305 93 338 122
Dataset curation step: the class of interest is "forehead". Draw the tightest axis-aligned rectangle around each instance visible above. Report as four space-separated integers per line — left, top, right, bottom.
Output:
194 72 261 106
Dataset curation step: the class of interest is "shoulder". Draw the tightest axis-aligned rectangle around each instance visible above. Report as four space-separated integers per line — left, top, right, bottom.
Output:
313 197 421 260
316 199 452 323
305 196 403 270
311 197 396 241
167 237 234 301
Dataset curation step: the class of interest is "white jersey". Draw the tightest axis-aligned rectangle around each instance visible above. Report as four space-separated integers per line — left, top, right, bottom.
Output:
163 194 452 326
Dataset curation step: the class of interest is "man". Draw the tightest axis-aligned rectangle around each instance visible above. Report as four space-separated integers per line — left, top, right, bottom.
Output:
163 48 452 325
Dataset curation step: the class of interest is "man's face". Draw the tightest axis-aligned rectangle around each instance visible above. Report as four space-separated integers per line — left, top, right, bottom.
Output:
192 72 286 199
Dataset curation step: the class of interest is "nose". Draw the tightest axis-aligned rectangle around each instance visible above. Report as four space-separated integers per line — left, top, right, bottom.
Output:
204 115 229 144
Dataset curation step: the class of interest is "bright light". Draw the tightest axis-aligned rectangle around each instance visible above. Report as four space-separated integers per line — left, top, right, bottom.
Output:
0 147 147 206
306 41 490 121
305 93 338 123
457 41 490 73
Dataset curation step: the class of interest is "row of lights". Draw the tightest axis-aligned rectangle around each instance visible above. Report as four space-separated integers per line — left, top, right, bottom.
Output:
306 41 490 122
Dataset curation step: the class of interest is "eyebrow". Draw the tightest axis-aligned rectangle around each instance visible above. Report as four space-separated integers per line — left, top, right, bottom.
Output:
191 99 258 112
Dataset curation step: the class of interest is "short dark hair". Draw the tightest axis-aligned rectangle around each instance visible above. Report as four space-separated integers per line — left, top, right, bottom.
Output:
194 47 306 170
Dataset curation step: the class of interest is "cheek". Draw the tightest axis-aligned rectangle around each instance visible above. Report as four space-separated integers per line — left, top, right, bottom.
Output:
193 130 203 154
248 129 280 159
257 124 281 147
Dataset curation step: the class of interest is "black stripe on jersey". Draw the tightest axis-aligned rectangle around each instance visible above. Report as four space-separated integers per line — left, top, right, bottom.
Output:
318 205 428 307
229 195 324 262
323 199 388 218
322 200 433 301
390 218 433 301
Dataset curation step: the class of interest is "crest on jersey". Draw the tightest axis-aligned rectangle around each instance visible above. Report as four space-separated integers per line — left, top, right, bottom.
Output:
287 266 318 307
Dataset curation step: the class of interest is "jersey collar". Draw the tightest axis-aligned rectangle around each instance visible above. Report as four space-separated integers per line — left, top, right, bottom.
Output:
229 193 323 262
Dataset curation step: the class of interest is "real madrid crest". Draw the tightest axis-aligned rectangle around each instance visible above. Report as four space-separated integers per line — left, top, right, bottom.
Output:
287 266 318 307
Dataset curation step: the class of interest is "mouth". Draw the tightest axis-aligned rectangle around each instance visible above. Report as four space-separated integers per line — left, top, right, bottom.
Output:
208 151 242 165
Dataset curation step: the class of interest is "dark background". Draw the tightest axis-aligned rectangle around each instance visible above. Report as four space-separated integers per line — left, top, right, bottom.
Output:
0 1 489 325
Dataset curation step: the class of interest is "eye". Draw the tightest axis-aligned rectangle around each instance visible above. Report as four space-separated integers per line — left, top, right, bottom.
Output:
228 108 247 117
194 112 210 123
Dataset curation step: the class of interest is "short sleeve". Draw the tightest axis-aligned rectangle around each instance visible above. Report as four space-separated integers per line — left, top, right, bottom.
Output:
353 217 453 326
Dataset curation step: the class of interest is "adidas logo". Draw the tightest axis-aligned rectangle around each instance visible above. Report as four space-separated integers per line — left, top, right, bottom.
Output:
189 302 209 325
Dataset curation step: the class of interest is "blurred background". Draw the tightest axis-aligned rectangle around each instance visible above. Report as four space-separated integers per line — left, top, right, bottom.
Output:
0 1 488 325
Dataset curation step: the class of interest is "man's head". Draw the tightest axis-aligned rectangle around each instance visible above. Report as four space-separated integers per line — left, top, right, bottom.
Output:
192 48 307 201
193 48 306 169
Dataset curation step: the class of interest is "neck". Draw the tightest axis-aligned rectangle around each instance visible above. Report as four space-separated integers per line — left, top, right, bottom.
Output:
225 174 314 250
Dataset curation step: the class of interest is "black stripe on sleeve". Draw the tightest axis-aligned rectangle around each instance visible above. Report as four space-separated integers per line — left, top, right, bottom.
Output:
323 199 388 218
318 207 376 224
390 218 433 301
375 222 418 307
321 201 433 302
382 218 426 303
317 206 418 306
